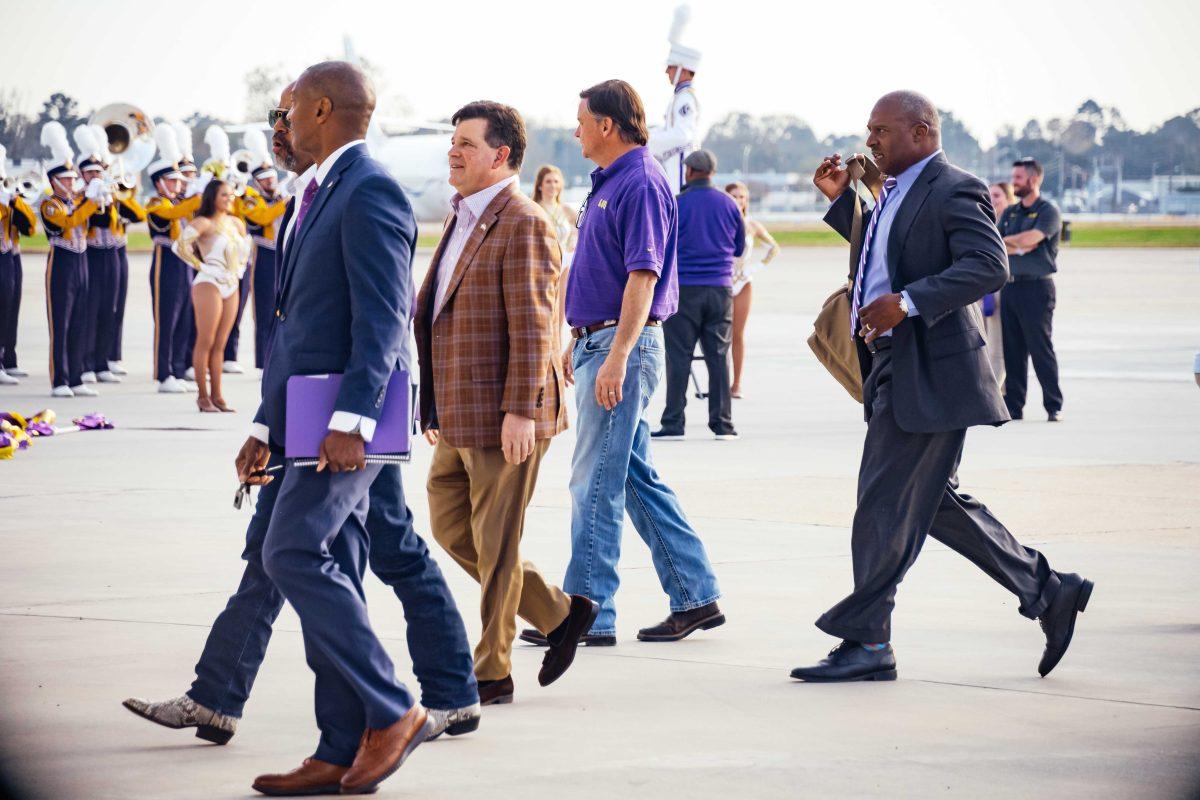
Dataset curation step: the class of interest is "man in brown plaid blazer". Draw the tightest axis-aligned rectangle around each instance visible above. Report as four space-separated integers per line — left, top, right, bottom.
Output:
414 101 598 707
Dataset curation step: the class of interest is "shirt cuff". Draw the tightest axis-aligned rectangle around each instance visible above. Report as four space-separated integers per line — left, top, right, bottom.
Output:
249 422 270 444
328 411 376 443
901 290 919 317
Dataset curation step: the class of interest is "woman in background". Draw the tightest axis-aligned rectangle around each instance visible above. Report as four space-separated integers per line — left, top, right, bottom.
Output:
175 180 250 412
533 165 577 264
725 181 779 399
986 181 1015 389
534 165 578 334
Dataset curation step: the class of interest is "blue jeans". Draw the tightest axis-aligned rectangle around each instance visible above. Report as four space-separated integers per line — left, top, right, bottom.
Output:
188 461 477 732
563 325 721 635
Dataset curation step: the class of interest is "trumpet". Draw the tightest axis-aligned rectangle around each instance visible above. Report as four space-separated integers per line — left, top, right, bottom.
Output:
199 159 248 197
227 170 248 197
110 162 140 192
2 172 45 202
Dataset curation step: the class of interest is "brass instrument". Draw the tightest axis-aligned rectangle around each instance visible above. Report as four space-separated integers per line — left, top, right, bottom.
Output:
90 102 155 194
2 172 46 202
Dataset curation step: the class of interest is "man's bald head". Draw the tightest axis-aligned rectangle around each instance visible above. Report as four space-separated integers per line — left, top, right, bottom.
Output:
290 61 376 159
875 91 940 140
866 90 941 176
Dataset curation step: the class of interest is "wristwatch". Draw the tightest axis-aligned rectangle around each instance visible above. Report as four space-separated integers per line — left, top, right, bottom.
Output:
897 294 909 316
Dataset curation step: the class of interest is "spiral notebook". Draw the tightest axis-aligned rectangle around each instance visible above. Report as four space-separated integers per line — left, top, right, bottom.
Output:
284 371 412 465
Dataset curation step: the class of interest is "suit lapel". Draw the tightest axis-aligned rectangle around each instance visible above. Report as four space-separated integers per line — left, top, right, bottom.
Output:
278 145 367 305
274 197 295 299
417 213 455 321
437 184 518 313
885 153 946 285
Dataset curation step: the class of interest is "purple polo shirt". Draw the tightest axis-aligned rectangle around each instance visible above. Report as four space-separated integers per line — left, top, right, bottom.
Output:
564 147 678 326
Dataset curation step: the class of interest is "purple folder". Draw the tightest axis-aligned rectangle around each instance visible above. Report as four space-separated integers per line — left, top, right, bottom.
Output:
285 371 411 463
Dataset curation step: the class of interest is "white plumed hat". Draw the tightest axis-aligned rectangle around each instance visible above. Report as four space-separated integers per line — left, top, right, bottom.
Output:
41 121 77 179
666 4 701 72
171 120 196 169
204 125 230 164
73 124 105 172
148 124 184 183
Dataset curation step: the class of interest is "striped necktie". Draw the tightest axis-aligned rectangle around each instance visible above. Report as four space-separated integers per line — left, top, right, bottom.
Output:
850 176 898 335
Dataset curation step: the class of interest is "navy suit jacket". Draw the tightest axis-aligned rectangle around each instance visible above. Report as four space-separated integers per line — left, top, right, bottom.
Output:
253 144 416 450
824 152 1011 433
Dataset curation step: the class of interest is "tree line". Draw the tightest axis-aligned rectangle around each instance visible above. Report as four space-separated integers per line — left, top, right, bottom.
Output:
5 91 1199 200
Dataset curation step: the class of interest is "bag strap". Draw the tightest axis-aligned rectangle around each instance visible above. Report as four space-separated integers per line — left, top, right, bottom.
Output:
844 156 883 284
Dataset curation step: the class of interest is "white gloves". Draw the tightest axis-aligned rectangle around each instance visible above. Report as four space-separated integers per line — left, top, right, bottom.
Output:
0 188 13 206
85 177 106 201
185 172 213 198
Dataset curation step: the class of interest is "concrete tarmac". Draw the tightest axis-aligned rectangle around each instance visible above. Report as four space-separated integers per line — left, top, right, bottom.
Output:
1 247 1198 799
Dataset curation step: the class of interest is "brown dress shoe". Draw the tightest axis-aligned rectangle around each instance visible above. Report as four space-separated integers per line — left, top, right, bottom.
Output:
637 601 725 642
538 594 600 687
477 675 514 706
251 758 346 796
339 704 429 795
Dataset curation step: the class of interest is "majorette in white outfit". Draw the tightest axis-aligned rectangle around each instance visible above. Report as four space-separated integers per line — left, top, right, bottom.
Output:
648 4 702 194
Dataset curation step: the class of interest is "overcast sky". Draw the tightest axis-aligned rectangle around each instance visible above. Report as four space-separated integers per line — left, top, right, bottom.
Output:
9 0 1199 147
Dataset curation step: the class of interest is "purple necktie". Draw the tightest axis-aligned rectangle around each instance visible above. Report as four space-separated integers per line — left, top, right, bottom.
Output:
850 176 899 335
293 180 319 235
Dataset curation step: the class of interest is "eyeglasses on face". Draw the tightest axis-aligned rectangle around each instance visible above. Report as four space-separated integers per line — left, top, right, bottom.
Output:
268 108 291 129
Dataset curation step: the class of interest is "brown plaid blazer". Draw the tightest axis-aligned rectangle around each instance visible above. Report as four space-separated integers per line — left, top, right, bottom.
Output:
414 182 568 449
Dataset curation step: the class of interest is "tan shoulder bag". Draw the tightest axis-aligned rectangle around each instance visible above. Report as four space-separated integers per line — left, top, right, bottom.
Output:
806 156 882 404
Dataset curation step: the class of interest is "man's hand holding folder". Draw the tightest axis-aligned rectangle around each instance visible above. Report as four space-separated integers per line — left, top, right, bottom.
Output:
317 430 367 473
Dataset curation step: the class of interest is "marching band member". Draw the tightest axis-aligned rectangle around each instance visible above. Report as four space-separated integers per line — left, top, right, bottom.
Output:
174 120 202 385
39 122 100 398
648 4 703 194
74 126 125 385
232 130 288 370
0 145 38 386
146 125 203 394
107 157 146 378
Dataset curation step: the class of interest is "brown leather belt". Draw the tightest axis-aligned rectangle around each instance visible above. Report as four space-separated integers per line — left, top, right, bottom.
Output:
570 318 662 340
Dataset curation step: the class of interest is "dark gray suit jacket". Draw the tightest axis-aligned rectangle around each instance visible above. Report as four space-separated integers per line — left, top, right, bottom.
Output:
824 152 1010 433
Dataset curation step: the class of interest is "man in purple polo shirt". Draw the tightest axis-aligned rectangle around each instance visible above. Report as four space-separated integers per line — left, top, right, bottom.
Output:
531 79 724 646
654 148 744 441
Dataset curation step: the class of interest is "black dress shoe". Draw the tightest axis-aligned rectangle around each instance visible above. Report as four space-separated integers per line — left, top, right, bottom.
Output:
790 641 898 682
1037 572 1093 677
538 594 600 687
477 676 514 706
1047 411 1063 422
637 602 725 642
519 628 615 647
651 428 685 441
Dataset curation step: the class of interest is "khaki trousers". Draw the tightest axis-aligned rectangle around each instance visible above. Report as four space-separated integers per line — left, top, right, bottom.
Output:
428 438 570 681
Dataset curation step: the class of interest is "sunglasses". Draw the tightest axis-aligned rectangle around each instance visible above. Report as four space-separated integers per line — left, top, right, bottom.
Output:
575 191 591 229
268 107 291 129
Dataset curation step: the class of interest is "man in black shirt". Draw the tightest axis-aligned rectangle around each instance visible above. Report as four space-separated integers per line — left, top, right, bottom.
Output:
999 157 1064 421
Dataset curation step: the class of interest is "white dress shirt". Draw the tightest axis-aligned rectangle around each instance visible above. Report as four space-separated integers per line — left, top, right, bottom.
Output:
857 150 938 335
279 163 318 254
250 139 382 445
432 174 519 318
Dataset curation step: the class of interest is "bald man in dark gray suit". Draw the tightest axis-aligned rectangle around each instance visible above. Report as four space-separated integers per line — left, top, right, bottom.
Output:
791 91 1093 684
